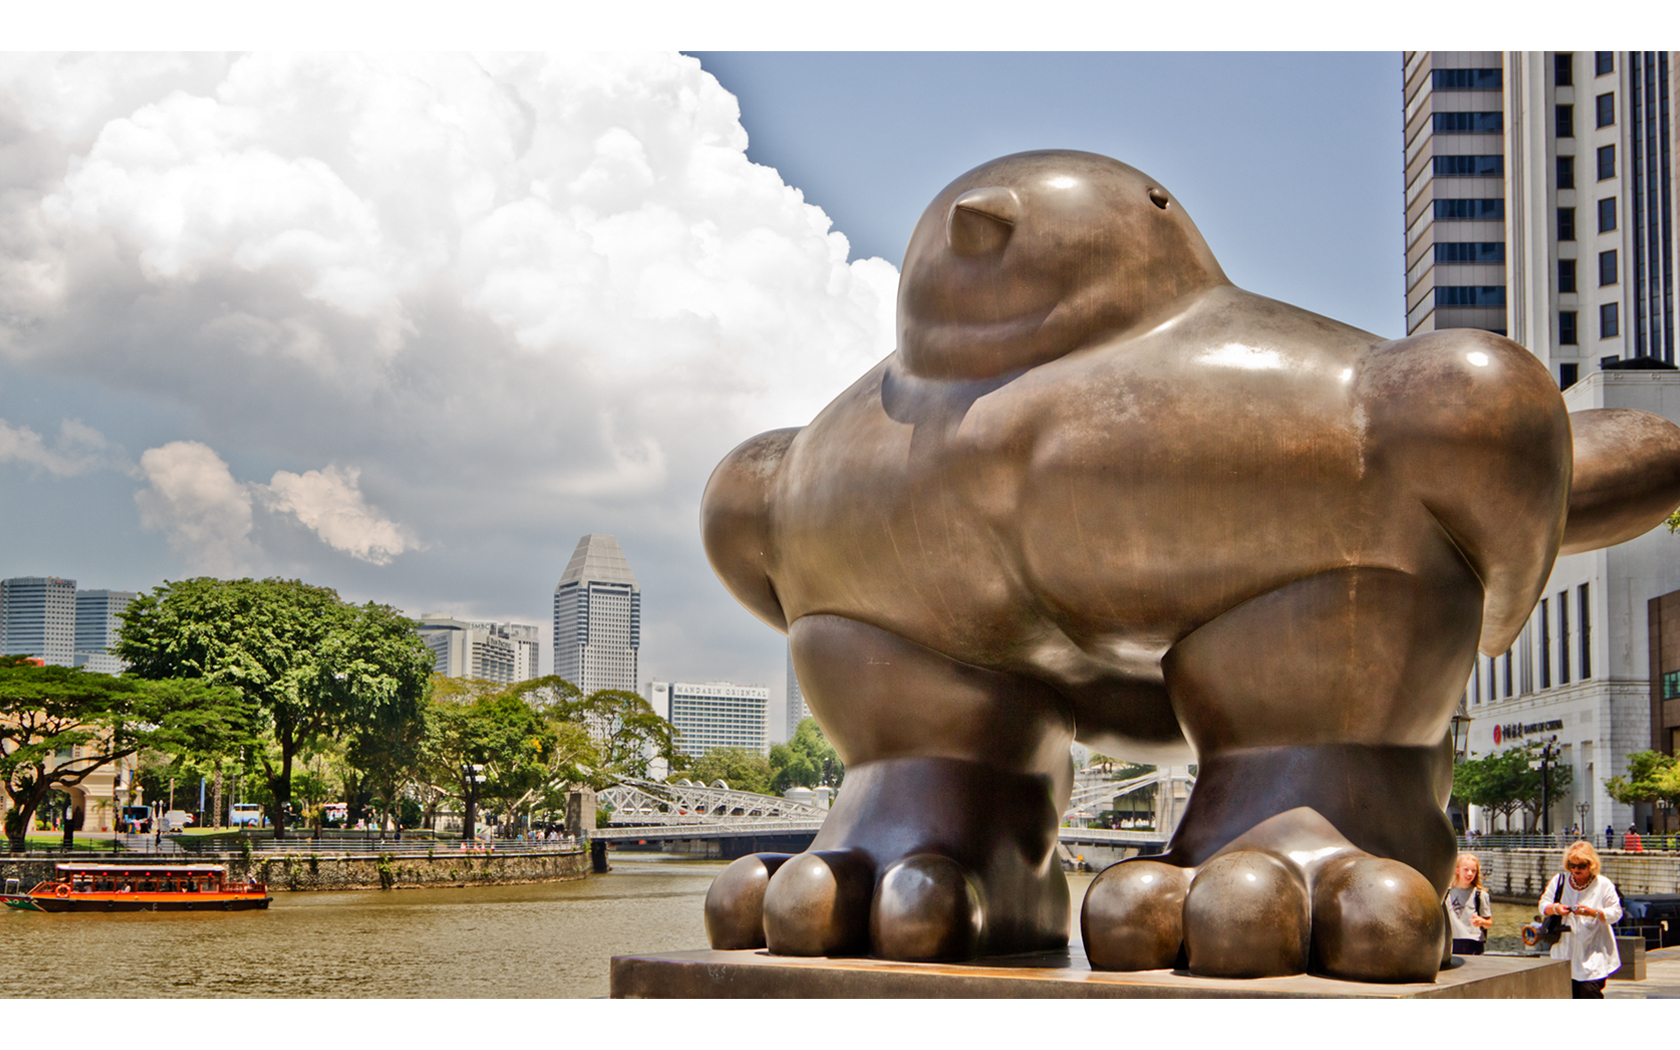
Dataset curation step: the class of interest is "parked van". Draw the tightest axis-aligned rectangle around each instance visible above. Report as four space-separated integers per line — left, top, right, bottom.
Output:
229 804 263 827
161 810 195 832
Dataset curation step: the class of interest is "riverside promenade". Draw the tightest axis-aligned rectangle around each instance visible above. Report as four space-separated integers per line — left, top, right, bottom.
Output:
1 843 589 892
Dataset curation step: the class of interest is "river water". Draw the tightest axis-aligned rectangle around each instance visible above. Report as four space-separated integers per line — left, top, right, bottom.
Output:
2 856 1541 997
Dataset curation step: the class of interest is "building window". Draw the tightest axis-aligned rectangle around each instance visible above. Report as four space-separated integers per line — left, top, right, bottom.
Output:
1599 250 1618 286
1557 155 1575 189
1664 670 1680 700
1539 599 1551 687
1503 649 1513 698
1432 68 1502 91
1559 259 1577 293
1558 593 1571 684
1433 155 1504 177
1596 92 1615 128
1560 311 1578 344
1597 145 1615 180
1578 583 1590 680
1556 104 1574 138
1601 302 1619 338
1598 197 1617 232
1435 286 1507 307
1555 53 1574 86
1558 207 1576 240
1595 51 1614 76
1433 199 1505 220
1435 242 1505 264
1433 112 1503 134
1561 362 1579 389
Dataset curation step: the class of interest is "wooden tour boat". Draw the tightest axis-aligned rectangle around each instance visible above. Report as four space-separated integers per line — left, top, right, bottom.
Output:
1 863 271 912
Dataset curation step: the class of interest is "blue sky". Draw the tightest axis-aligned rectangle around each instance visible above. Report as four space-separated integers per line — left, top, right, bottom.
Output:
0 52 1402 738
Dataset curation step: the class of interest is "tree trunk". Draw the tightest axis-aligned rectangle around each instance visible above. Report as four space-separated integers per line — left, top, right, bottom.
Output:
271 746 295 840
462 775 477 843
212 761 223 829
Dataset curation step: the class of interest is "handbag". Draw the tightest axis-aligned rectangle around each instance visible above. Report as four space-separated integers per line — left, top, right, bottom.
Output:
1524 873 1567 948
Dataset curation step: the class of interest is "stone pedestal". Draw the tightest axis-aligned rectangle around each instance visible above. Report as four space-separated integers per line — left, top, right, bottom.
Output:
611 948 1568 999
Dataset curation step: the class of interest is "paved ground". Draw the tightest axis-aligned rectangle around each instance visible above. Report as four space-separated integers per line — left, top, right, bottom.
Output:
1607 945 1680 999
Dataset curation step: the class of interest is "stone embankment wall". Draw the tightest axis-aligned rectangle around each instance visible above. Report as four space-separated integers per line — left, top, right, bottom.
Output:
1476 848 1680 901
2 847 588 892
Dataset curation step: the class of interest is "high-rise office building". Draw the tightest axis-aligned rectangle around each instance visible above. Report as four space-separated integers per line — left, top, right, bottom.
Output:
646 680 770 758
553 534 640 695
786 641 809 741
74 589 136 675
0 576 77 666
416 616 540 685
1405 52 1680 837
1405 51 1676 378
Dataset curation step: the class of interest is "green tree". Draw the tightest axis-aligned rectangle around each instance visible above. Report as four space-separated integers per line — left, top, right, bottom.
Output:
1454 741 1575 831
0 656 248 851
345 698 429 833
689 746 774 795
768 718 843 793
1605 750 1680 810
116 577 434 840
552 686 680 788
422 689 560 840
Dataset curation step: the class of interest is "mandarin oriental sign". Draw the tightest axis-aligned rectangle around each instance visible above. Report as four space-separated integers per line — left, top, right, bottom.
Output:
1492 719 1565 745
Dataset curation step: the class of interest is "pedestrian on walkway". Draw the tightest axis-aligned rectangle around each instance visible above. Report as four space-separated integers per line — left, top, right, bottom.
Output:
1625 826 1643 852
1539 840 1622 999
1605 823 1616 850
1445 853 1493 955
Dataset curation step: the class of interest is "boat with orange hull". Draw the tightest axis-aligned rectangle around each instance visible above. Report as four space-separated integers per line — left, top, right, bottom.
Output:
1 863 271 912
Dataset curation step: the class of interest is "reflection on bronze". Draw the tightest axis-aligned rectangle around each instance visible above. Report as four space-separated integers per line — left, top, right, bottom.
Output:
700 150 1680 980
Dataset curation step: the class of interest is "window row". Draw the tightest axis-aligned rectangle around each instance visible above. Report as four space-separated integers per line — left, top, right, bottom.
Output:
1435 241 1505 264
1435 198 1504 220
1557 304 1620 344
1434 111 1502 134
1432 68 1502 91
1555 253 1620 292
1557 199 1619 240
1470 584 1591 704
1436 285 1505 307
1434 154 1503 177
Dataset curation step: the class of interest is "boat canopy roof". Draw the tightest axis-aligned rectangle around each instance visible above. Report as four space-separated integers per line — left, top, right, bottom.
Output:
54 864 226 874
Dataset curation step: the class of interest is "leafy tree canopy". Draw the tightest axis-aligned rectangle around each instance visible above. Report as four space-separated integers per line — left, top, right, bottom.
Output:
1605 750 1680 808
688 746 773 795
115 577 434 838
0 655 248 850
769 718 843 792
1453 740 1575 829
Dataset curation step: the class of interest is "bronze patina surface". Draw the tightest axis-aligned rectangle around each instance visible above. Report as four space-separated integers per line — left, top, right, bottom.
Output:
699 149 1680 981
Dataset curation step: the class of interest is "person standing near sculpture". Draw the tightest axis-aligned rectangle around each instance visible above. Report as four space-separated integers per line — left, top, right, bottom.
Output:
1540 841 1622 998
1445 853 1493 955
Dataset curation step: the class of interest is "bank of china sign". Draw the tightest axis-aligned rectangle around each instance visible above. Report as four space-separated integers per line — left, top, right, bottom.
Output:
1491 719 1565 745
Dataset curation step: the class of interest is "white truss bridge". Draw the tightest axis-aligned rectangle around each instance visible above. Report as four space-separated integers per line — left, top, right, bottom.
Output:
592 767 1194 846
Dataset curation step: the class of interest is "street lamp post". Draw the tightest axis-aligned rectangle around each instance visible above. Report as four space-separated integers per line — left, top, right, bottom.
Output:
1577 801 1591 840
1533 735 1559 837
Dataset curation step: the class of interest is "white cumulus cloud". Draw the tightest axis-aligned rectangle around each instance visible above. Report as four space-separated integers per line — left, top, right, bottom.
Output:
134 441 257 577
260 464 417 565
0 52 899 685
0 417 127 477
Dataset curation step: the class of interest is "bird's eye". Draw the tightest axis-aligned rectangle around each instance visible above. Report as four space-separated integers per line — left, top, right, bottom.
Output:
1148 188 1170 210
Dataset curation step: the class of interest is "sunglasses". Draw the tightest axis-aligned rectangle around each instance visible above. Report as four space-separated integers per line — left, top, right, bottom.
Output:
1567 862 1592 871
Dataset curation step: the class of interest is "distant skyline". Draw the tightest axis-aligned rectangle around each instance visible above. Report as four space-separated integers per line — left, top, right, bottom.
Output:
0 53 1401 729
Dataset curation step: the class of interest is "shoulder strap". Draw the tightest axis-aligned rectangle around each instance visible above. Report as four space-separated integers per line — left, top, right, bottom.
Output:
1547 873 1565 903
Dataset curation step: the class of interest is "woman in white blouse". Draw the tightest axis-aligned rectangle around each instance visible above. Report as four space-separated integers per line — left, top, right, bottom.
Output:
1539 840 1622 998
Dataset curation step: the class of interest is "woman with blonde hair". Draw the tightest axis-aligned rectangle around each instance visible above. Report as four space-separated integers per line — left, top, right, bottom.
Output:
1445 852 1493 954
1540 840 1623 998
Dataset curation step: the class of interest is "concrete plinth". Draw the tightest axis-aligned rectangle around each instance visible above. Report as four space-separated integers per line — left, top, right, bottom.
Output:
611 947 1568 999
